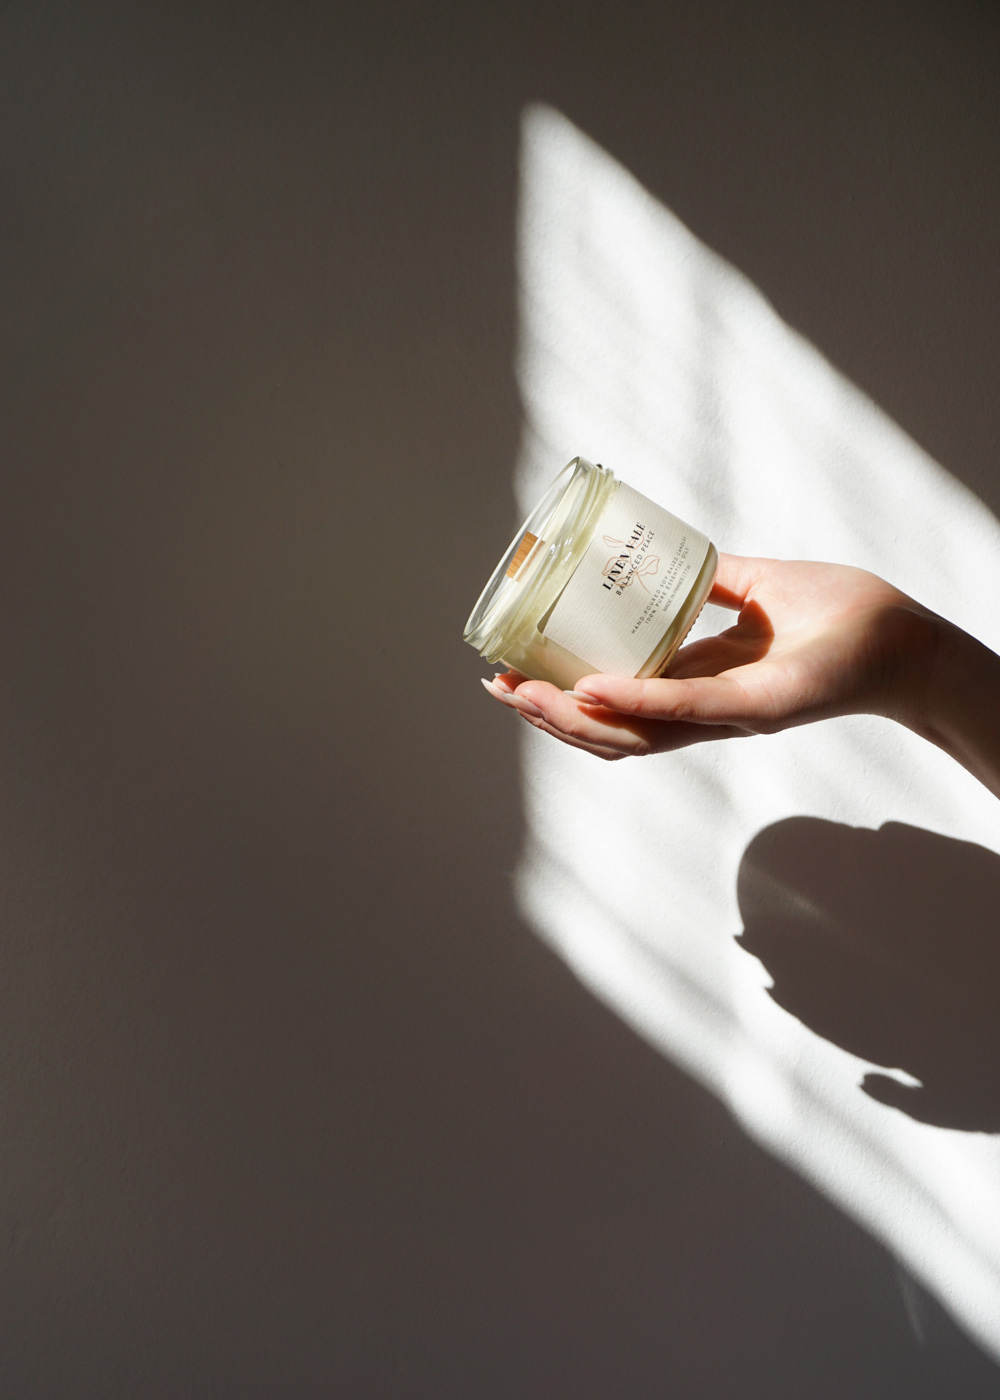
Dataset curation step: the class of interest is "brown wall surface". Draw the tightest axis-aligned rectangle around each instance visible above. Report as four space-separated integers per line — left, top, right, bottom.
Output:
2 2 999 1395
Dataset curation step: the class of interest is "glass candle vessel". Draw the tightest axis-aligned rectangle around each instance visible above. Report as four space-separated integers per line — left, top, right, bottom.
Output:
464 457 718 689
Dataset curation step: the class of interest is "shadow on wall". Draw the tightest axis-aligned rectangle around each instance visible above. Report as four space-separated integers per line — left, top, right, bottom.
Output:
738 819 1000 1135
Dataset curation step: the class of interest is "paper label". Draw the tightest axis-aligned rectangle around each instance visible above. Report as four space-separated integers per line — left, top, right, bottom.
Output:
542 482 710 675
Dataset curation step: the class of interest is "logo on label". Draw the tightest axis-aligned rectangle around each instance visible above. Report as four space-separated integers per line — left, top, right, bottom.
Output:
601 522 660 595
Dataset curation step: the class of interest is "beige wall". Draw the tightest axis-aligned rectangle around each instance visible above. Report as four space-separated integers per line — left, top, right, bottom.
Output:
2 2 999 1394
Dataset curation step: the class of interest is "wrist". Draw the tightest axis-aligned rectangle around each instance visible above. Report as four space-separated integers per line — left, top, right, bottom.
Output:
913 615 984 736
902 611 1000 796
872 601 949 731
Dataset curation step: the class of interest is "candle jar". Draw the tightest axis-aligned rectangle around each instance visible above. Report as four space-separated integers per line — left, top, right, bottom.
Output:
463 457 718 689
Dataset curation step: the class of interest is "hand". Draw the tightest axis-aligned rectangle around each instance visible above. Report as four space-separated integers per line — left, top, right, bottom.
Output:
482 555 941 761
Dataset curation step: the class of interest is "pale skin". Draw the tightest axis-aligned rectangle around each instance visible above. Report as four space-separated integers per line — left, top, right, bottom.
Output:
482 554 1000 799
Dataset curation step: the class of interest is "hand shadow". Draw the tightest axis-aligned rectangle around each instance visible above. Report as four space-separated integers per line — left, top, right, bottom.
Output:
736 819 1000 1133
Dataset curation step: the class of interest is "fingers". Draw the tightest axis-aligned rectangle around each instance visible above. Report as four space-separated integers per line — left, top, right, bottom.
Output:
516 693 747 757
482 675 559 716
483 676 651 757
482 673 751 758
517 707 746 759
709 553 774 611
489 670 528 695
485 676 640 745
515 710 633 761
561 671 757 727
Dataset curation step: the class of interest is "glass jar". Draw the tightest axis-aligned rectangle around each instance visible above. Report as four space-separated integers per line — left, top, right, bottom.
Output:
463 457 718 689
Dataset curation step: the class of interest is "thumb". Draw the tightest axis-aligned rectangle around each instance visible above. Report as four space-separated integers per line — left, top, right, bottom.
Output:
709 553 775 610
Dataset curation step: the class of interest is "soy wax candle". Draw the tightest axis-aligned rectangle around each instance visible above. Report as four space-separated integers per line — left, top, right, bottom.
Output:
463 457 718 689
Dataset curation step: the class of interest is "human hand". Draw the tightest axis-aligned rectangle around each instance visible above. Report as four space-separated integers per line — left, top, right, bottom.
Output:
481 555 941 760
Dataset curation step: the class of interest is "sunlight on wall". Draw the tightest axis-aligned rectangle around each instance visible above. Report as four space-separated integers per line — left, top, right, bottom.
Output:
514 104 1000 1360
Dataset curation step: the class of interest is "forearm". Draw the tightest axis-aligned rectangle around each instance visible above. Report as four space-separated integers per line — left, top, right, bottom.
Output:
905 616 1000 799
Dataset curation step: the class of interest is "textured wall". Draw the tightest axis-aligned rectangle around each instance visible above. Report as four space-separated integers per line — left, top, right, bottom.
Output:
2 3 999 1395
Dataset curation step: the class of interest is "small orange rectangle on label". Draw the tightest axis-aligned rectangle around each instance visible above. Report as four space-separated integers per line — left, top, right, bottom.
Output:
506 531 540 578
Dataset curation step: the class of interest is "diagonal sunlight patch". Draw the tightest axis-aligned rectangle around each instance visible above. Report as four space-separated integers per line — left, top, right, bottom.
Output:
514 105 1000 1361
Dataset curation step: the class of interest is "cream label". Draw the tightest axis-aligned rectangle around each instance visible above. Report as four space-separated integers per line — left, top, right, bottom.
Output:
542 481 710 675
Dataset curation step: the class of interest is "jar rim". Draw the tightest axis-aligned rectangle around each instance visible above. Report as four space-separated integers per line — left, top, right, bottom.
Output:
463 457 611 662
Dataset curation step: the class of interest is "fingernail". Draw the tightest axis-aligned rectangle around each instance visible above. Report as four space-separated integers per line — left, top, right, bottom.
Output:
504 692 545 719
480 678 544 719
564 689 601 704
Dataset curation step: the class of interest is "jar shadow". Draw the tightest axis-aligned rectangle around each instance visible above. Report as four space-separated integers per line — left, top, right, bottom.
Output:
736 818 1000 1133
